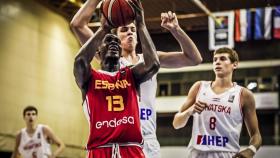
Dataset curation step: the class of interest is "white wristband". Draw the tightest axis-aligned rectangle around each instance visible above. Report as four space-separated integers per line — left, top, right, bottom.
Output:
247 145 257 154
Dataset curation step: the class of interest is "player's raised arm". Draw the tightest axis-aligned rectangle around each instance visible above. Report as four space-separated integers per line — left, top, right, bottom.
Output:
70 0 101 45
130 0 160 84
73 25 108 98
158 11 202 68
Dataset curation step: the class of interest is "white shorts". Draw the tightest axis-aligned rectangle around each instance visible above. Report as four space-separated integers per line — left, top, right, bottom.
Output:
186 147 236 158
143 138 161 158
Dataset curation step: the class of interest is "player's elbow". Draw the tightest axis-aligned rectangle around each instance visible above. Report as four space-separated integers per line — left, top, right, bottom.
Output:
194 56 203 65
59 142 66 150
172 116 183 130
74 56 84 69
173 120 183 130
153 60 160 72
189 55 203 66
183 51 203 66
152 61 160 75
73 56 89 88
74 56 87 75
70 19 83 31
146 60 160 76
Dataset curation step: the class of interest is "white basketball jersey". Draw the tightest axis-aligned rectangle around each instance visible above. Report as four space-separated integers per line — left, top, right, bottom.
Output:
188 81 243 152
119 54 158 139
18 124 51 158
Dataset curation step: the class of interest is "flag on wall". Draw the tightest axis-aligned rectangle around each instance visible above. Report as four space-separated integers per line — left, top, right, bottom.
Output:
235 9 249 41
209 11 234 50
235 10 241 41
254 7 272 40
246 9 252 40
274 6 280 39
264 7 272 39
240 9 248 41
254 8 264 40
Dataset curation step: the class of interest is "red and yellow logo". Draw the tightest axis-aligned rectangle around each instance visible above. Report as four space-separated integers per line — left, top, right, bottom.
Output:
95 80 131 90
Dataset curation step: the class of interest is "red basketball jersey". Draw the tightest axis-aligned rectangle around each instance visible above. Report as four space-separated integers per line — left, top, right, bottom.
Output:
82 67 143 149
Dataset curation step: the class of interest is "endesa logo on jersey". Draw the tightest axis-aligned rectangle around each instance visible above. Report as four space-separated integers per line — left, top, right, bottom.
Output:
95 80 131 90
95 116 134 129
196 135 229 147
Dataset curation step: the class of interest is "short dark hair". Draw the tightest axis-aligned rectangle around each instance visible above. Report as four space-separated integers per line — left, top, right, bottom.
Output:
111 21 137 36
23 105 38 116
214 47 239 63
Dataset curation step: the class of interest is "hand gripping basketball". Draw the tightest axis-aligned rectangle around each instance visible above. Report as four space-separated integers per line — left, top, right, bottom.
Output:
101 0 139 27
127 0 144 27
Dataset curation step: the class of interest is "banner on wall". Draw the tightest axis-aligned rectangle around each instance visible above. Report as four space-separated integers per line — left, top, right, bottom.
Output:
209 11 234 50
254 92 279 109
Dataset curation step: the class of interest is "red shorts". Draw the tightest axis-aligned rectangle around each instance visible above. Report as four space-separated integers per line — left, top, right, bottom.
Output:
87 145 145 158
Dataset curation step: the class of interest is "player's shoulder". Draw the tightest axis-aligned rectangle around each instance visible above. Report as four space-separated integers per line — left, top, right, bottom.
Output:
14 129 23 142
41 124 52 134
240 87 255 107
240 87 254 98
41 124 51 129
193 80 210 88
188 81 205 94
15 130 22 138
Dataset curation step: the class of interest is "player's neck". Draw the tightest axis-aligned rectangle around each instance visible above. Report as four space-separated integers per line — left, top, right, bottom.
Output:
26 123 37 134
122 50 139 64
213 76 233 88
102 59 120 72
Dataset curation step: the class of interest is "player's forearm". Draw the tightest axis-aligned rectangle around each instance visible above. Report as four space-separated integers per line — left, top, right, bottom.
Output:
71 0 99 28
76 27 106 63
74 28 106 88
138 25 160 73
52 143 65 158
173 109 193 129
10 152 19 158
70 0 100 45
249 132 262 150
170 26 202 65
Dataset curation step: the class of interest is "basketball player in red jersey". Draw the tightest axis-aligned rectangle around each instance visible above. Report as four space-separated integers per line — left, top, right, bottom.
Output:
73 2 159 158
71 1 202 157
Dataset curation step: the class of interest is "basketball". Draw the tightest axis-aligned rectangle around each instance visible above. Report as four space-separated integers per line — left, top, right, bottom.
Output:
101 0 137 27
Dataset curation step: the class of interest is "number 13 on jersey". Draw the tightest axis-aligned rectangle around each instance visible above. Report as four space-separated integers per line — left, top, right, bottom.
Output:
106 95 124 112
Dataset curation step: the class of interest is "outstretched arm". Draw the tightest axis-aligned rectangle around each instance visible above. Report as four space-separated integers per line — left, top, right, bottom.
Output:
11 132 21 158
159 11 202 68
233 89 262 158
131 1 160 84
43 126 65 158
73 26 107 96
70 0 100 45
